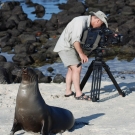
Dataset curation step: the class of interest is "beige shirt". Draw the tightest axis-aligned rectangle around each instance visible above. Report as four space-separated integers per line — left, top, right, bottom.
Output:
53 15 91 52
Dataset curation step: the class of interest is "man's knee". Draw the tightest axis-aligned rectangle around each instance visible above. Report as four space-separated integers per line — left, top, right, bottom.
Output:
69 65 82 72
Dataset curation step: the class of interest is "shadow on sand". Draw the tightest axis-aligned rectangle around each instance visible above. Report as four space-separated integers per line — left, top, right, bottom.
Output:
70 113 105 132
84 82 135 102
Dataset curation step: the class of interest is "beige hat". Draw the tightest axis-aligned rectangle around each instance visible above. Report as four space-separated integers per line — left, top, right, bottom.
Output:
90 11 108 28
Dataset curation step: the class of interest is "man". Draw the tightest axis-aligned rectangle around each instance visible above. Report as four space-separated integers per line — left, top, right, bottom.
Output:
53 11 108 101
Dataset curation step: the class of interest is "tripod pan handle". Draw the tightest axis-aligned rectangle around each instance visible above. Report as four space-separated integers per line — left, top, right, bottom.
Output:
77 62 82 67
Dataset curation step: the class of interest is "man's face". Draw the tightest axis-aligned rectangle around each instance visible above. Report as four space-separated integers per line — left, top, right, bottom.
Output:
90 16 104 28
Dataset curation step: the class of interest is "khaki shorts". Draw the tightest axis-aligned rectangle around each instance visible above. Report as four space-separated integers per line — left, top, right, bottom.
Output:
58 48 80 67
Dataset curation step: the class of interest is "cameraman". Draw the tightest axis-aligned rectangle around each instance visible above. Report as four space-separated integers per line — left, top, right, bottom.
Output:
53 11 108 101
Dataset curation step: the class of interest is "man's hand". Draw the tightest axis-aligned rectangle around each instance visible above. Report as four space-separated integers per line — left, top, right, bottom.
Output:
79 53 88 64
73 41 88 64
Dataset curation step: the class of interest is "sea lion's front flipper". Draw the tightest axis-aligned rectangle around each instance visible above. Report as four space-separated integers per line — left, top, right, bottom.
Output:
10 118 22 135
41 119 52 135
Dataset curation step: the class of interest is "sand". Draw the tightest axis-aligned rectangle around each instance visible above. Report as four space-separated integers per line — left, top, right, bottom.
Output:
0 79 135 135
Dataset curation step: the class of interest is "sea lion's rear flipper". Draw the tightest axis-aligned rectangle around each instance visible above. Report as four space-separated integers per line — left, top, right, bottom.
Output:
10 119 22 135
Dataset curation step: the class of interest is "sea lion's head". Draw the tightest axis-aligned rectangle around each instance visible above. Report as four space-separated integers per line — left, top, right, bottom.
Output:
22 67 38 84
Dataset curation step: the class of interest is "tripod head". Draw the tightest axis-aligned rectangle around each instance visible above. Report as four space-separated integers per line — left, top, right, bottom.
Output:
77 46 108 67
92 46 109 61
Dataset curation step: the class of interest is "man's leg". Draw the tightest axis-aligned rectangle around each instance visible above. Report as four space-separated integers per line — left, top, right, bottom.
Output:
65 67 73 95
69 65 83 97
70 65 91 100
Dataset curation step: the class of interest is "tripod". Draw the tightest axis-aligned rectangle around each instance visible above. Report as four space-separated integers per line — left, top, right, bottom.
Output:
80 48 125 102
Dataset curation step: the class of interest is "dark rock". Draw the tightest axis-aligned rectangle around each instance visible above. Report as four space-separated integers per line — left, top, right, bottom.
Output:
39 34 49 43
0 33 11 48
58 2 72 10
7 28 21 37
11 66 22 83
7 15 20 25
32 42 42 48
1 2 14 11
85 0 98 6
6 20 17 29
34 69 52 83
127 39 135 47
14 44 35 54
31 25 42 31
123 18 135 30
50 13 57 25
47 67 54 73
87 7 100 13
31 52 46 63
18 33 36 44
34 4 45 13
0 61 17 72
0 55 7 62
11 1 20 7
0 31 8 37
42 38 58 49
45 20 57 31
0 61 18 83
0 67 10 84
0 33 11 43
121 6 134 15
12 54 34 66
34 69 45 79
45 46 58 59
57 27 65 34
8 36 21 46
103 47 117 56
119 45 135 56
68 2 86 15
1 46 12 52
33 19 47 28
18 20 33 32
129 1 135 6
18 13 28 21
38 76 52 83
0 21 7 31
116 0 125 8
25 0 33 4
57 11 80 28
53 74 65 83
12 5 24 15
1 11 11 21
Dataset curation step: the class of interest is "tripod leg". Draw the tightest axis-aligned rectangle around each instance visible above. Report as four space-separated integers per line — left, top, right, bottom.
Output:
102 61 125 97
91 62 102 102
80 61 94 91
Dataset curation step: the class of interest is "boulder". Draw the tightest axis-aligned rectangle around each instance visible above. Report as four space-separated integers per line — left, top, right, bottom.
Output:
53 74 65 83
0 55 7 62
18 20 33 32
12 54 34 66
18 33 36 44
14 44 35 54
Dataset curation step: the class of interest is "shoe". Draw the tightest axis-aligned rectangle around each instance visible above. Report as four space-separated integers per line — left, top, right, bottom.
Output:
64 91 75 97
75 93 91 101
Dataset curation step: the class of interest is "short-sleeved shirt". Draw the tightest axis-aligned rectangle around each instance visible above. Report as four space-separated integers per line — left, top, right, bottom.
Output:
53 15 91 52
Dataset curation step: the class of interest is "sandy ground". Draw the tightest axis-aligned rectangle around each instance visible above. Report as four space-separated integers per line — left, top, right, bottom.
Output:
0 80 135 135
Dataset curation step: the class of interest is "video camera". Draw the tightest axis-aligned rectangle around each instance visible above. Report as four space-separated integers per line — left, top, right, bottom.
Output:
81 26 123 51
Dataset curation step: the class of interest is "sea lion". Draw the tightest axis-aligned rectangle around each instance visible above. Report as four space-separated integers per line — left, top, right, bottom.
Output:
10 67 74 135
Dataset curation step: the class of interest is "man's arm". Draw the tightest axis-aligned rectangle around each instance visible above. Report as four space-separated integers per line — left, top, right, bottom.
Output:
74 41 88 64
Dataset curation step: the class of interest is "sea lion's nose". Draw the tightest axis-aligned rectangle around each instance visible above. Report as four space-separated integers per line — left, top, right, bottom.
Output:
22 67 27 73
23 67 27 70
